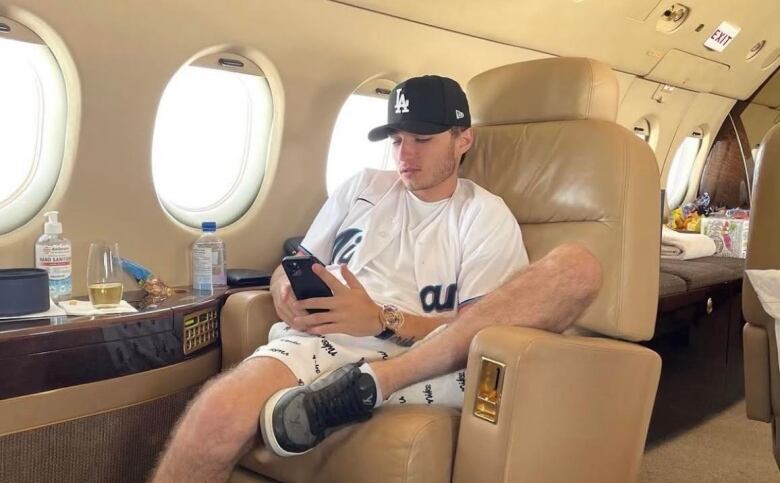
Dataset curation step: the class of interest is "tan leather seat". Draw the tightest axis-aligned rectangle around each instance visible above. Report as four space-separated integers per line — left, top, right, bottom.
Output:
743 123 780 468
221 57 662 483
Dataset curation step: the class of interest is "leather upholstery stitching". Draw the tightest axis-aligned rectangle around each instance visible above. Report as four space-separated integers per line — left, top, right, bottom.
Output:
404 413 458 483
585 59 594 120
616 135 630 335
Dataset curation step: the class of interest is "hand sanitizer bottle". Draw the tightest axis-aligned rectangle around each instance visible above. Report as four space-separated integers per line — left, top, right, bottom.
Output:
192 221 227 291
35 211 72 302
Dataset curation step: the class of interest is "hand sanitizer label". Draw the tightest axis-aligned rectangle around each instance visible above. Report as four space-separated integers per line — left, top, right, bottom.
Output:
36 244 72 298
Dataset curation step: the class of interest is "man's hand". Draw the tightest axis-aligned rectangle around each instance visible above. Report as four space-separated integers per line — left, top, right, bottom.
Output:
292 264 384 337
270 267 308 328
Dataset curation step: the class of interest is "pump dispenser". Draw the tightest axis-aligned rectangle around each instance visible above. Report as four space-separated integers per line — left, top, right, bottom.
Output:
35 211 72 302
44 211 63 235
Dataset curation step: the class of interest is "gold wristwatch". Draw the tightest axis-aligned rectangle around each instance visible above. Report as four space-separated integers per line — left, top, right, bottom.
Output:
376 304 405 339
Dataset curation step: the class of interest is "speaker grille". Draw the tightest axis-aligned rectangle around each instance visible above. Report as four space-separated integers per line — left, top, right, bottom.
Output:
0 386 198 483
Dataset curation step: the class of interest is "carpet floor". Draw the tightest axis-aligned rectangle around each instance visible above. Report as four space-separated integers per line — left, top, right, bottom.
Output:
640 400 779 482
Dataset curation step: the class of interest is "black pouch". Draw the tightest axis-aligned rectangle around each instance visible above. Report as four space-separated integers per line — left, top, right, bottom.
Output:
226 268 271 288
0 269 50 317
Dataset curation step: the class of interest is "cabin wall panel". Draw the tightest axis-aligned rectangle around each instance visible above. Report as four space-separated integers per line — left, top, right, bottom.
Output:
0 0 745 295
0 0 550 293
681 95 739 206
741 102 780 149
616 78 697 170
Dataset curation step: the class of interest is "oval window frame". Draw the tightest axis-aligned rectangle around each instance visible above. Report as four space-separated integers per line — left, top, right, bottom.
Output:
0 16 69 235
665 127 705 209
151 52 274 229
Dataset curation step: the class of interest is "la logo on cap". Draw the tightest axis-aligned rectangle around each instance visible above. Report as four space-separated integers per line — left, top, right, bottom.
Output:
394 89 410 114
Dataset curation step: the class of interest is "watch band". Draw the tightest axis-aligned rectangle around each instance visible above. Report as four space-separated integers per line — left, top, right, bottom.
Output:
375 328 395 340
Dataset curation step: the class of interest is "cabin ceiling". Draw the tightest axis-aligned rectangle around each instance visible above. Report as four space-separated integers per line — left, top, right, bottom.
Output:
333 0 780 102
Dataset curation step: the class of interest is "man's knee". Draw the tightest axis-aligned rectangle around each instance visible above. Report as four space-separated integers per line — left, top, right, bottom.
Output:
189 372 252 435
182 364 269 452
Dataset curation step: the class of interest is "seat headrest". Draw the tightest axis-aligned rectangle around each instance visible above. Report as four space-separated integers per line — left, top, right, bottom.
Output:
467 57 619 125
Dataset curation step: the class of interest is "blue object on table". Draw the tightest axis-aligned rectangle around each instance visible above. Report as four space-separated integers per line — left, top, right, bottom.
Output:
121 258 153 283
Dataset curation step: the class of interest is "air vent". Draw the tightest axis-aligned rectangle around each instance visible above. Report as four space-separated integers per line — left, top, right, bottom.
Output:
656 4 690 33
375 88 391 96
0 22 10 33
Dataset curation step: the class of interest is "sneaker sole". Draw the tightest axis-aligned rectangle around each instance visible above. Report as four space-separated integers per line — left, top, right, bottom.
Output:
259 387 313 458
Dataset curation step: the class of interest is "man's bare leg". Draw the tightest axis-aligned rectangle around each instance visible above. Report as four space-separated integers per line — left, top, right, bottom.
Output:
371 243 602 398
151 357 297 483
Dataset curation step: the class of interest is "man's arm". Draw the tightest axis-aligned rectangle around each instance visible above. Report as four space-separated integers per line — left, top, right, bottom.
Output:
371 243 604 397
380 305 474 346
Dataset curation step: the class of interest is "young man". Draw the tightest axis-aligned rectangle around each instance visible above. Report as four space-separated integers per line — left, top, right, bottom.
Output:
152 76 602 482
255 75 528 455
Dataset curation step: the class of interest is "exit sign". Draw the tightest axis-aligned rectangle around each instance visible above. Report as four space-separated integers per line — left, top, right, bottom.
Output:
704 22 741 52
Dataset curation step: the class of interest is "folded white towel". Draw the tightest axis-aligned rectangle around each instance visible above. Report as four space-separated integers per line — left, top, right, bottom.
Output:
58 299 138 316
661 226 717 260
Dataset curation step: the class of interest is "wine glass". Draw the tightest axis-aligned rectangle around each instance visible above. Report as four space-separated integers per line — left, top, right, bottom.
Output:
87 242 123 308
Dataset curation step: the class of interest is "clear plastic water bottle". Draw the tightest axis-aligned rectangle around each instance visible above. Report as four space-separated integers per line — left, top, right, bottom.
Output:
191 221 227 290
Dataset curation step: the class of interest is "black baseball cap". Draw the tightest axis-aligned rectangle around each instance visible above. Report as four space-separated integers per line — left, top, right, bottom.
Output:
368 75 471 142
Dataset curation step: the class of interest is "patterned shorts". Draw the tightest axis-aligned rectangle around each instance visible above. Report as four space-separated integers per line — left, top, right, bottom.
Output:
246 322 467 408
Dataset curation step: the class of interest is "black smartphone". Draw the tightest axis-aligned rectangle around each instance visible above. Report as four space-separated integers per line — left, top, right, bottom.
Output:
281 255 333 313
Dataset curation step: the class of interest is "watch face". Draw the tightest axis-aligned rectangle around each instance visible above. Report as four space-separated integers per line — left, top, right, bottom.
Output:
383 304 403 329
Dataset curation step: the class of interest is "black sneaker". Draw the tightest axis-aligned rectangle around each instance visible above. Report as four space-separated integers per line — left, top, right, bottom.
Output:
259 362 377 457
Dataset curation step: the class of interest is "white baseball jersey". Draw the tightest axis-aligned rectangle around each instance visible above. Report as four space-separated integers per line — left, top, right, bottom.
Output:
299 169 528 316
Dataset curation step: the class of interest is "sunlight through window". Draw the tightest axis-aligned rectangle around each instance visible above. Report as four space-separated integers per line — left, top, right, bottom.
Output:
327 94 391 194
666 133 703 209
0 34 67 234
152 61 272 228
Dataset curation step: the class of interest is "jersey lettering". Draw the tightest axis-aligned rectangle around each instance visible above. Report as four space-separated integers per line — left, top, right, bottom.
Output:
332 228 363 264
419 283 457 313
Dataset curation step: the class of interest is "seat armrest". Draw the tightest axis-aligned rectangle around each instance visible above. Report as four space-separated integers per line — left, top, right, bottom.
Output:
220 290 278 370
453 326 661 483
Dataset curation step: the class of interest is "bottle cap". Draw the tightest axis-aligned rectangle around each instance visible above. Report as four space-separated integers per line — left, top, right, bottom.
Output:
201 221 217 232
44 211 62 234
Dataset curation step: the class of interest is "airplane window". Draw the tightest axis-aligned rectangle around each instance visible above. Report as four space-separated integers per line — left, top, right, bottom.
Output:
152 56 272 228
327 93 392 194
665 131 704 209
0 31 67 234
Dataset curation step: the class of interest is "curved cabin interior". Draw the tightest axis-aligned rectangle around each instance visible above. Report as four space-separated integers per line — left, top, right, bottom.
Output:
1 1 780 482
